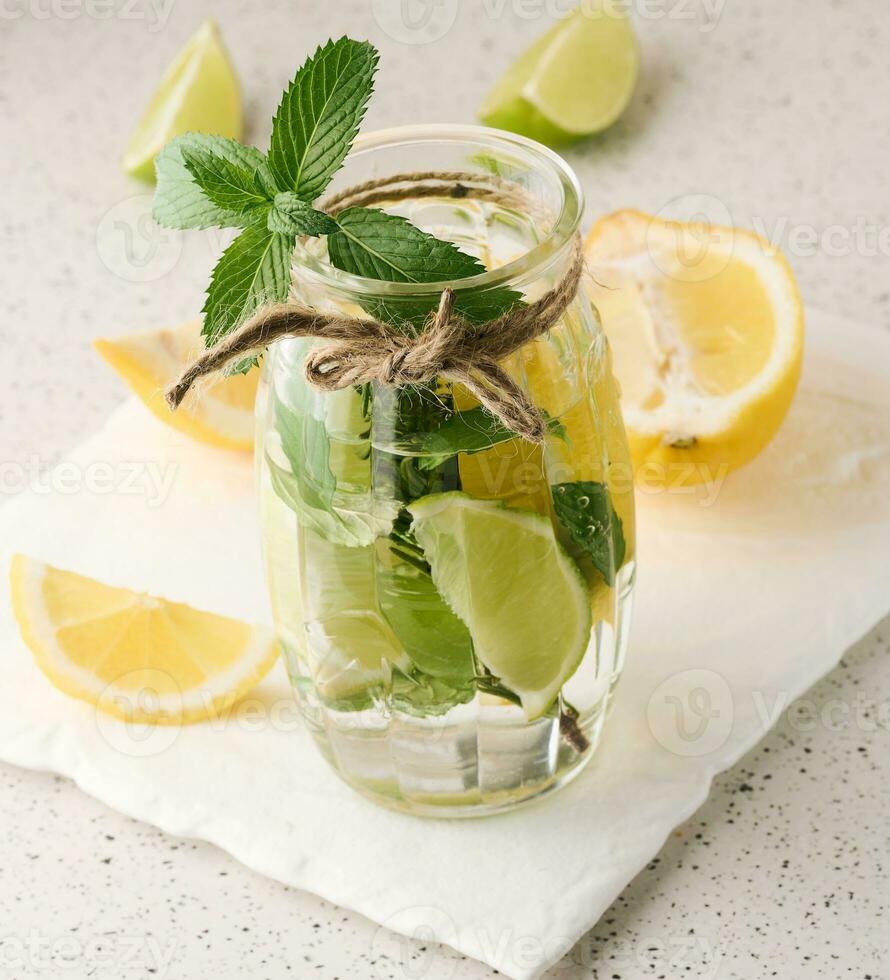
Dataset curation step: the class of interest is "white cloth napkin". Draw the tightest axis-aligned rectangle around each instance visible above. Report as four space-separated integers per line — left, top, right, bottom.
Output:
2 308 889 980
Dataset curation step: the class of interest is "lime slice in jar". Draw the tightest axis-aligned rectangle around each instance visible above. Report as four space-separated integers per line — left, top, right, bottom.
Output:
408 492 592 719
478 1 639 146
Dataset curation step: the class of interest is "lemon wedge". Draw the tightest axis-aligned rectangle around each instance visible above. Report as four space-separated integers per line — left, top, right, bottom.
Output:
123 20 242 182
585 209 804 486
10 555 278 724
95 319 257 451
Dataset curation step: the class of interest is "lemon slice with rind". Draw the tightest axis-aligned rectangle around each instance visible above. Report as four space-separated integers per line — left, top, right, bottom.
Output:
10 555 278 724
95 319 257 451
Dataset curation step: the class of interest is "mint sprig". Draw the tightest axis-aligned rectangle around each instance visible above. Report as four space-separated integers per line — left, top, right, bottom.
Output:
152 35 523 352
268 38 379 201
201 224 293 346
180 145 275 218
153 135 272 230
267 193 339 237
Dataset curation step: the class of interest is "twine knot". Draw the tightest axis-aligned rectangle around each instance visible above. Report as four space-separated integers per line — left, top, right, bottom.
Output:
382 348 410 384
165 173 586 445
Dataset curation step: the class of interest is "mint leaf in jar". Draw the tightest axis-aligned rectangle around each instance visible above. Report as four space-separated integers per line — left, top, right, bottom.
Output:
551 481 626 586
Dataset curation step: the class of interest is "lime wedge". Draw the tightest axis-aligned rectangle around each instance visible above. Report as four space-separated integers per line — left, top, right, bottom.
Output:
408 493 591 719
123 20 242 182
479 2 639 146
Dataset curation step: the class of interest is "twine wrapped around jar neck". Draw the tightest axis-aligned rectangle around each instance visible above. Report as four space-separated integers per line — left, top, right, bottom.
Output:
165 172 586 444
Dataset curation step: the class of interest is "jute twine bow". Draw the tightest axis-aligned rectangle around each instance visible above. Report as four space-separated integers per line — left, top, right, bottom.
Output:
165 172 585 444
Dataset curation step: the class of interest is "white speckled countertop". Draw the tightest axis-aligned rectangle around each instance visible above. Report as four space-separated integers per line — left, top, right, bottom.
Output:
2 2 889 977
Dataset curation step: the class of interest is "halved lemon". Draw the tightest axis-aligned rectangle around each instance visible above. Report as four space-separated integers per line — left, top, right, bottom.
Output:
585 209 804 487
10 555 278 724
123 20 242 182
95 319 257 451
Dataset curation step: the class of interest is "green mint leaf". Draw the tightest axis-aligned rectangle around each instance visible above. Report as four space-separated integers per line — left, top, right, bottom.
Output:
267 193 340 236
180 145 274 217
275 398 335 511
270 389 393 545
153 134 271 230
328 207 523 328
551 481 626 586
417 407 566 471
268 37 378 201
201 224 294 346
391 666 476 717
267 457 374 548
378 561 475 682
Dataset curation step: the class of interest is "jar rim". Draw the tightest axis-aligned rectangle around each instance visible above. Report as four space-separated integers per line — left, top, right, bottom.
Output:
292 124 584 299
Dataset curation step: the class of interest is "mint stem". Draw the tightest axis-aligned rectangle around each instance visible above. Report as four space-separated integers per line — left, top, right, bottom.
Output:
559 701 590 754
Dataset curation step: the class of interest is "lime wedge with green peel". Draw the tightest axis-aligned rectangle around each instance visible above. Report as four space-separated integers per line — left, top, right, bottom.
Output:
123 20 242 182
479 2 639 146
408 493 592 719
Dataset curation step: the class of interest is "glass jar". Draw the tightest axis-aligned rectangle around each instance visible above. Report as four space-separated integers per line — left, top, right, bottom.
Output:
256 125 635 817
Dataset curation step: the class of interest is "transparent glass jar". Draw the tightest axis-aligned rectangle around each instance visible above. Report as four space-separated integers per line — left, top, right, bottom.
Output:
256 125 635 817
